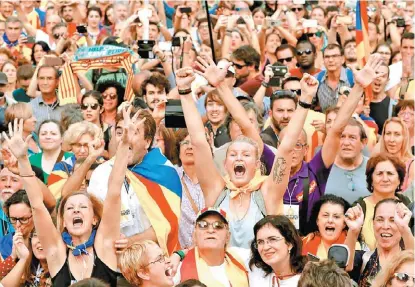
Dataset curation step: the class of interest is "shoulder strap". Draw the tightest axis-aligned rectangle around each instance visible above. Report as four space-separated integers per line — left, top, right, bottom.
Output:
213 189 228 208
346 68 355 86
180 177 199 215
299 176 310 236
252 190 267 217
361 250 375 274
316 70 326 84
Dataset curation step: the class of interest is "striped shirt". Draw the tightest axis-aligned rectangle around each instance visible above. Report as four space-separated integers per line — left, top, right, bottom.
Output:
30 96 66 131
316 67 353 112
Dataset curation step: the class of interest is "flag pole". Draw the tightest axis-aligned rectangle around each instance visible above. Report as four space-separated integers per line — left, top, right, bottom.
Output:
204 0 216 63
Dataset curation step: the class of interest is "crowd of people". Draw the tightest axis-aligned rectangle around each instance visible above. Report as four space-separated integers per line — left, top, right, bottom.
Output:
0 0 414 286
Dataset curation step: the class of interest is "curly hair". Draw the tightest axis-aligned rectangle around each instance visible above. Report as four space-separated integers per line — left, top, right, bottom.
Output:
140 72 171 97
249 215 306 275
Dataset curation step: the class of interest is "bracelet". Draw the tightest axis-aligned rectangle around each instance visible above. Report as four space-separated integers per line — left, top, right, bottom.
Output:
178 88 192 95
298 100 312 109
173 250 185 261
159 56 167 63
261 81 269 88
20 172 35 177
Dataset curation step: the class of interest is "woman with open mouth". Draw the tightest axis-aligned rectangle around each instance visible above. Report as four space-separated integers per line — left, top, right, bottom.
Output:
302 194 364 260
344 199 413 287
178 57 320 248
2 116 139 286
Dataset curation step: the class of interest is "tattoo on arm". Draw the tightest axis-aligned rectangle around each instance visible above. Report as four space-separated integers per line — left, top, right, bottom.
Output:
272 157 287 184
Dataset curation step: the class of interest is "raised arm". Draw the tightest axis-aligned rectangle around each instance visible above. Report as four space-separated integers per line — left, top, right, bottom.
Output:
196 57 264 155
322 54 384 168
261 74 319 215
95 107 143 271
394 203 414 251
177 67 225 207
344 204 364 272
3 119 66 276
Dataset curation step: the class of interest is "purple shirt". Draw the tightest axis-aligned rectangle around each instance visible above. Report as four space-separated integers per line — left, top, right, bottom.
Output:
283 150 332 219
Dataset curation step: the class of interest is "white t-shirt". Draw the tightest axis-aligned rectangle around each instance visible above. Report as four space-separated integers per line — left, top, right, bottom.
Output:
87 160 151 237
35 29 56 50
249 268 301 287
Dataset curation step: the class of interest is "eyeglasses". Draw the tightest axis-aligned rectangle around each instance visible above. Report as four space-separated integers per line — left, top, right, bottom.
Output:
81 103 100 110
345 172 355 192
232 62 247 69
10 215 33 224
179 140 191 146
289 89 301 96
296 49 313 56
398 111 414 117
324 54 342 60
53 33 64 40
306 31 322 38
279 57 293 63
196 220 226 230
254 236 284 249
102 93 117 100
71 143 89 149
291 7 303 12
293 142 307 151
146 254 167 267
392 273 415 283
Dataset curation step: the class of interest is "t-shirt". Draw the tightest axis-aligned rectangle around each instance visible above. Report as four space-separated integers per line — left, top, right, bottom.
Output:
249 270 301 287
289 67 321 79
361 198 376 250
12 88 31 103
370 96 390 134
325 156 370 205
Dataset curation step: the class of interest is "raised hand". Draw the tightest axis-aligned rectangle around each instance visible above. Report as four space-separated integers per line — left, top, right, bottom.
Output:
120 105 146 146
345 204 365 232
394 203 412 232
175 67 196 90
195 56 230 88
87 138 105 161
152 100 167 124
299 73 319 102
114 233 128 255
353 53 385 88
1 119 31 160
12 231 30 261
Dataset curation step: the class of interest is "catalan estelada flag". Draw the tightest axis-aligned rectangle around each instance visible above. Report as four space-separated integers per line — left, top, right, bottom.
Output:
356 0 373 102
48 155 76 200
126 148 182 255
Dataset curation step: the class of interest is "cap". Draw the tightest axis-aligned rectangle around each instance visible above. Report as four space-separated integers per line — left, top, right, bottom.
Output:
217 59 235 75
196 207 229 224
0 72 7 85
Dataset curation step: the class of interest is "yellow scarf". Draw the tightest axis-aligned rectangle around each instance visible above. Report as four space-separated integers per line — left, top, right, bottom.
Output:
224 170 268 199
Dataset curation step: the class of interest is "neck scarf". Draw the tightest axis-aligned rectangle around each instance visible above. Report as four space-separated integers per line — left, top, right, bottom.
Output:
302 230 347 256
224 170 267 199
62 229 96 256
2 33 18 47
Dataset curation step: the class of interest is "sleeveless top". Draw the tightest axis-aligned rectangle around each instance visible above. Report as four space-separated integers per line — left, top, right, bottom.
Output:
218 190 264 248
51 246 118 287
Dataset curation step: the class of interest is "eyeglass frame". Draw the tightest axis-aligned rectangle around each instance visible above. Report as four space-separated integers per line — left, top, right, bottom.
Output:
278 57 293 63
253 236 284 249
196 220 227 230
232 62 247 69
9 215 33 225
145 254 167 267
293 142 307 151
296 49 313 56
81 103 100 110
392 272 415 283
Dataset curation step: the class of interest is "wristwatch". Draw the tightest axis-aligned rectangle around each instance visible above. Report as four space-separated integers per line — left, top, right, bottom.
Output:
298 101 312 109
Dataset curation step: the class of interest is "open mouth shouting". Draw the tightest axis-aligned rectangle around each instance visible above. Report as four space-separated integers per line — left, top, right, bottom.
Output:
324 226 336 235
234 163 246 177
73 217 84 228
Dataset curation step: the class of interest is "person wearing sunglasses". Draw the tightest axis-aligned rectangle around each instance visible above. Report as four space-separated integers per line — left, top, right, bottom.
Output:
96 80 125 127
373 250 414 287
173 208 249 287
291 4 307 21
81 91 104 129
290 40 321 79
276 44 298 71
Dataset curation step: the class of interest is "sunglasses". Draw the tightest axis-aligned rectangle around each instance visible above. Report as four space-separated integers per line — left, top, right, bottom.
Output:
81 103 100 110
279 57 293 63
289 89 301 96
393 273 415 283
291 7 303 12
306 31 322 38
196 220 226 230
232 62 247 69
296 49 312 56
102 93 117 100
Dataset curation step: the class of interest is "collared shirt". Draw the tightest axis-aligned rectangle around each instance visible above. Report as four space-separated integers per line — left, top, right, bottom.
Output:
30 95 66 131
174 166 205 248
205 122 231 148
284 150 331 219
316 67 353 112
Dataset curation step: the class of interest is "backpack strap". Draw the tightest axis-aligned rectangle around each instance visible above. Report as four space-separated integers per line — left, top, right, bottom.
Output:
299 175 310 236
252 190 267 217
346 68 355 86
316 70 326 84
213 189 228 208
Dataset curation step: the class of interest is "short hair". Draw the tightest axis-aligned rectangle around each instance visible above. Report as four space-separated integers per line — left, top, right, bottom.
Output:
394 99 414 116
372 250 414 286
176 279 208 287
225 101 264 133
38 119 64 136
345 118 367 141
5 102 33 125
401 32 414 46
204 89 225 108
69 278 109 287
325 106 340 117
323 43 344 56
16 64 34 81
366 154 406 192
60 104 83 131
4 190 30 217
96 80 125 107
231 45 261 70
37 65 59 79
276 44 296 59
296 39 316 54
298 260 352 287
62 121 103 151
141 72 170 96
282 76 301 89
343 38 356 49
5 16 22 27
149 20 160 31
52 22 67 34
270 91 297 111
119 240 158 286
87 6 103 18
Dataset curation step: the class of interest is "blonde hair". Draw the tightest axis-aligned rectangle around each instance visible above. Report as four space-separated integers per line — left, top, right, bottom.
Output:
4 102 33 124
119 240 158 286
372 250 415 287
226 135 260 160
62 121 103 151
380 117 413 162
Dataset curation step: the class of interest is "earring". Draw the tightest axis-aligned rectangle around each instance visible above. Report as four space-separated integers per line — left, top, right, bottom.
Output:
288 249 291 254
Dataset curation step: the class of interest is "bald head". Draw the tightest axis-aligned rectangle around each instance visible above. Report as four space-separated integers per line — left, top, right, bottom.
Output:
279 128 308 144
132 71 152 96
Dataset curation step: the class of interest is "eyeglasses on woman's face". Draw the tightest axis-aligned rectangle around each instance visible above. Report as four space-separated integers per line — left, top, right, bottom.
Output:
254 236 284 249
145 254 167 267
9 215 32 225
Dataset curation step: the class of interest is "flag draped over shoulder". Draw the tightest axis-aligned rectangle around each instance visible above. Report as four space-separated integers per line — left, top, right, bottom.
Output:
58 45 136 105
356 0 373 102
47 156 76 200
126 148 182 255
